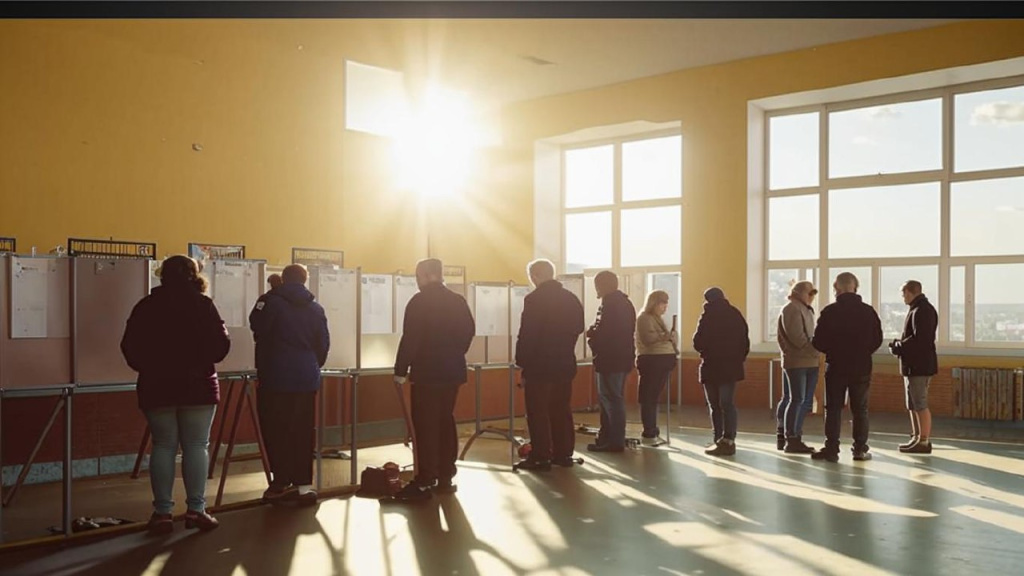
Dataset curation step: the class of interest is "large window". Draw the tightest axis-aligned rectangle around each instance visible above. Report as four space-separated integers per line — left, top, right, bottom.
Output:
562 133 683 273
764 76 1024 349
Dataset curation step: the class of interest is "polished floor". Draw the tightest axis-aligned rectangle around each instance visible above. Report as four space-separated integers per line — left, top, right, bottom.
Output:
2 413 1023 576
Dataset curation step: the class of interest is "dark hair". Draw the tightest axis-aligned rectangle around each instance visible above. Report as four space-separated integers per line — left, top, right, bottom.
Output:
595 270 618 291
159 255 207 293
282 264 308 285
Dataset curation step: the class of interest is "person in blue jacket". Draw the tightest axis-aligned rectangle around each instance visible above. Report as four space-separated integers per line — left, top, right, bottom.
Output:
250 264 330 505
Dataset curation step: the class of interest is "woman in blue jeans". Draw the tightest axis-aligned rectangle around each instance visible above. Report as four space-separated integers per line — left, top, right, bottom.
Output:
775 280 820 454
121 255 231 534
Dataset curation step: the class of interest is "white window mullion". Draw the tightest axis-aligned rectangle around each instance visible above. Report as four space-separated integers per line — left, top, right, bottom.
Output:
965 264 976 348
611 143 622 270
818 106 830 306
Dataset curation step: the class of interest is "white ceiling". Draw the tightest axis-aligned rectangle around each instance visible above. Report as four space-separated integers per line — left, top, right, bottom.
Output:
387 19 959 108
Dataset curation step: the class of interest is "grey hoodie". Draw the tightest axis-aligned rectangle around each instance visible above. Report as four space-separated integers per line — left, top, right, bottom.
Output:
777 298 819 369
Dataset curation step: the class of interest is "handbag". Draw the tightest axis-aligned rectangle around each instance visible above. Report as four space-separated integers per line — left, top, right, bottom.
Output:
356 461 402 498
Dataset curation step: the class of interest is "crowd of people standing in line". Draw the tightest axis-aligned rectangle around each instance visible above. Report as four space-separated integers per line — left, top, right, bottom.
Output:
120 254 939 523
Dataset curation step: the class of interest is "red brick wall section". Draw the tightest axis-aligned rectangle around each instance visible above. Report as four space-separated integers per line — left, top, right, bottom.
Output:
0 360 990 469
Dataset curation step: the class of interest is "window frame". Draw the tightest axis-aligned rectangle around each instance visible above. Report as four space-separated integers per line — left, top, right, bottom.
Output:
763 74 1024 350
561 129 684 275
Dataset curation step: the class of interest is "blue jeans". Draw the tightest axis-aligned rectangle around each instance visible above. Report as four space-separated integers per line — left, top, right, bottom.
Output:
145 405 217 514
702 381 737 441
596 372 627 448
783 367 818 438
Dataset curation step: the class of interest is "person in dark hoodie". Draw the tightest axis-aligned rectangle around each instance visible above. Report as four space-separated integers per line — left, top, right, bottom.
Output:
586 271 636 453
249 264 330 505
121 255 230 534
811 272 883 463
390 258 476 502
692 287 750 457
889 280 938 455
514 258 585 471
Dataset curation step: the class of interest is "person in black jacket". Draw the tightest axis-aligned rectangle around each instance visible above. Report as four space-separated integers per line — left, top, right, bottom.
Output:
250 264 330 505
514 259 585 471
811 272 883 463
586 271 636 453
391 258 476 501
889 280 938 455
692 287 750 457
121 255 230 534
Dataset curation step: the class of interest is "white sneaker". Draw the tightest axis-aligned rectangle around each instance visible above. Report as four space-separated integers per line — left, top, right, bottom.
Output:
641 436 662 446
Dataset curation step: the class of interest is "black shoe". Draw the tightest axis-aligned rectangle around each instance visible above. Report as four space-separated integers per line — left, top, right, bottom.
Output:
705 439 736 457
515 458 552 471
811 450 838 463
391 481 434 502
551 456 576 467
587 443 625 453
852 450 872 461
262 485 298 504
776 433 786 451
784 439 816 454
433 478 458 494
898 436 920 451
902 441 932 454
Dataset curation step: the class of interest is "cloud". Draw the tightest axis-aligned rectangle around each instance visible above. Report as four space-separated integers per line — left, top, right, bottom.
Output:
866 106 902 120
851 135 877 146
971 101 1024 126
995 205 1024 213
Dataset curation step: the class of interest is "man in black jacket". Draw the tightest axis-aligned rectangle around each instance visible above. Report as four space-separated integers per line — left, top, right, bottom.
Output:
250 264 330 504
391 258 476 501
514 259 585 471
889 280 938 454
586 271 636 453
811 272 883 462
692 287 750 457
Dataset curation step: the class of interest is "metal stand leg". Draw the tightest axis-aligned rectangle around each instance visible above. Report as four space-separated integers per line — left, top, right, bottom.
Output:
349 374 358 486
3 396 66 507
208 379 236 479
130 426 150 479
316 379 323 491
213 378 269 507
244 378 272 484
62 390 73 537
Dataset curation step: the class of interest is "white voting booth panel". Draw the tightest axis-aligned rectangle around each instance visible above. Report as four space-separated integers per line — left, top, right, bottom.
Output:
471 284 510 363
360 273 397 369
558 275 586 361
209 259 261 373
510 285 530 344
650 272 681 328
310 266 358 370
0 255 73 389
394 275 417 333
75 258 149 386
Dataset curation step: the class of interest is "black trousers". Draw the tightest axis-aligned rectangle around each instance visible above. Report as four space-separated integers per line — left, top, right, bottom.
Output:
523 377 575 461
637 355 675 437
257 388 316 488
411 382 461 484
823 372 871 454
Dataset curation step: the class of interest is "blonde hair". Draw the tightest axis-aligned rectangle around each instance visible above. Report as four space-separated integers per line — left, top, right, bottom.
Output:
643 290 669 315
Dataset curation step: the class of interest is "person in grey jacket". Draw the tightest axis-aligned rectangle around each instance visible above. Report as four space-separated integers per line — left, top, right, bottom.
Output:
776 281 820 454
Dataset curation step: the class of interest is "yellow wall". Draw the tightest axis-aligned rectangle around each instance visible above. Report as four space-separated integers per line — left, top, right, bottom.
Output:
4 20 1024 333
501 20 1024 363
